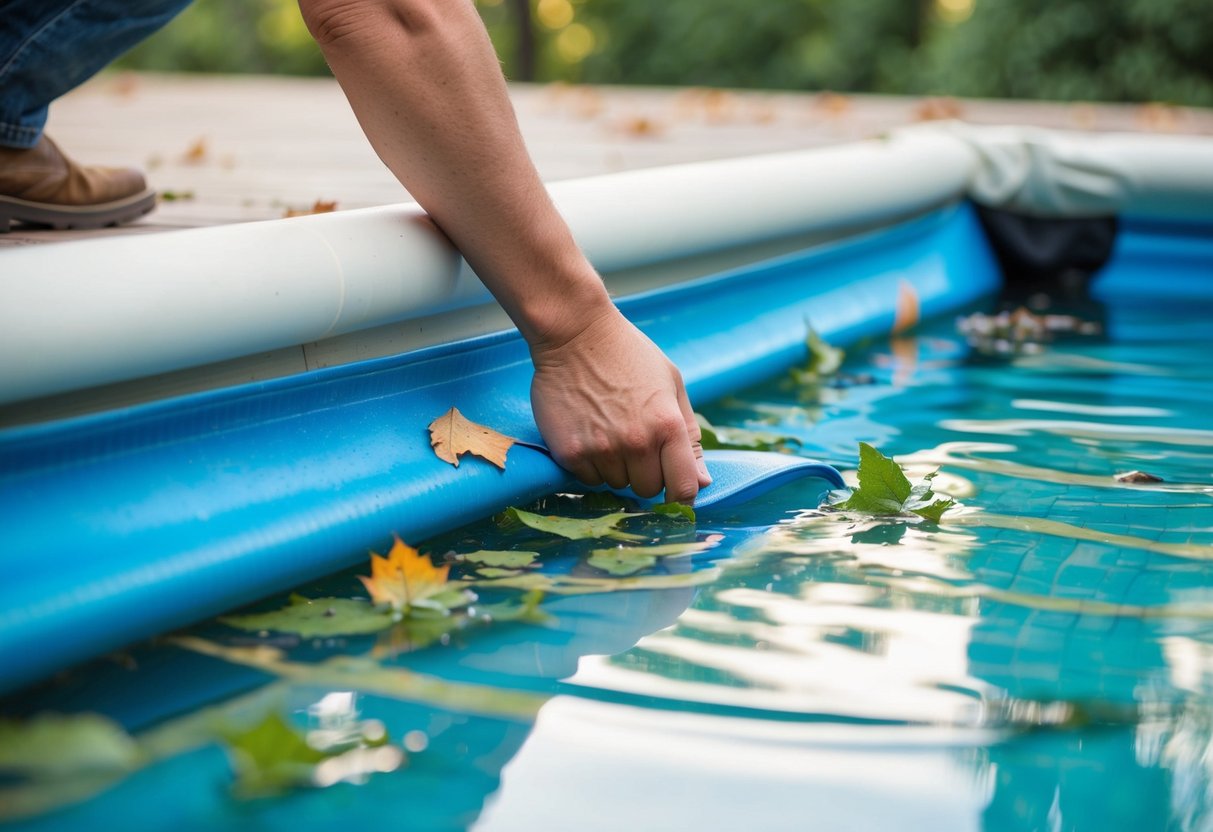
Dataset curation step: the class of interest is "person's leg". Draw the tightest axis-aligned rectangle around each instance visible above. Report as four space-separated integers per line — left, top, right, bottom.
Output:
0 0 192 149
0 0 191 230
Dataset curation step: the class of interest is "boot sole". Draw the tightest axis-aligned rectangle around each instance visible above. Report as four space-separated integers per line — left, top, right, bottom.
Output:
0 189 158 233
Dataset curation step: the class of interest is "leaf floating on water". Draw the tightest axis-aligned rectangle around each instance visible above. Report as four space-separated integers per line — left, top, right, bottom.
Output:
500 506 647 542
220 711 401 800
454 550 540 569
221 595 396 638
428 407 517 470
359 537 473 614
653 502 695 523
0 714 142 778
221 712 327 798
1115 470 1165 484
587 550 656 576
829 442 954 522
696 413 800 453
476 567 527 579
892 280 920 334
474 590 552 625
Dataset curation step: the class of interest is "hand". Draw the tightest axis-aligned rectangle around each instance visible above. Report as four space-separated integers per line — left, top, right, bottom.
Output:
529 308 711 504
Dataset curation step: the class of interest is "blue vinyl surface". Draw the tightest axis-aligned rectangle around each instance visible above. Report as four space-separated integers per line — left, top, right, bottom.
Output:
0 202 1000 694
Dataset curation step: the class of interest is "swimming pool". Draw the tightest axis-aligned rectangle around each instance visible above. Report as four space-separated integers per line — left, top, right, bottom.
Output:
2 125 1212 829
4 285 1213 830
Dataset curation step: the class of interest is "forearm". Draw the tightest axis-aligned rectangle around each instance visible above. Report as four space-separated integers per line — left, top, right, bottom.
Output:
299 0 612 347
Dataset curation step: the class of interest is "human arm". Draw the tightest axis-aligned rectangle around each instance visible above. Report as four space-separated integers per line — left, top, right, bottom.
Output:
297 0 709 500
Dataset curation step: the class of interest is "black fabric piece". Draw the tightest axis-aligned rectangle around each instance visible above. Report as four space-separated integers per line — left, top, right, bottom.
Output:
975 204 1118 305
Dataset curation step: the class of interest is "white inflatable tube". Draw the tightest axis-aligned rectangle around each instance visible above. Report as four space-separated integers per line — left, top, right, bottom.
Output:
0 130 974 406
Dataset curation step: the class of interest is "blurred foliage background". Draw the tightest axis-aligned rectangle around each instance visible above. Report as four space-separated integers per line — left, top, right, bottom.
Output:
116 0 1213 106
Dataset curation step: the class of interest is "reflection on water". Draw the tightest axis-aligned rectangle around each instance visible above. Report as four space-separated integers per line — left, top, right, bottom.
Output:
4 305 1213 831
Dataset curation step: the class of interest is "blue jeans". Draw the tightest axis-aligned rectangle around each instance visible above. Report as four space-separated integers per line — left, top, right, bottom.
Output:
0 0 191 148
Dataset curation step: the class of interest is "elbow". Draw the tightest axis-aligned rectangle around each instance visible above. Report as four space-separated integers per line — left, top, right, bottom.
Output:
298 0 445 50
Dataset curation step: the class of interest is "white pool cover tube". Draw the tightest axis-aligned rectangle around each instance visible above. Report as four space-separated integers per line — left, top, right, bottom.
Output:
4 125 1209 406
917 122 1213 220
0 130 973 406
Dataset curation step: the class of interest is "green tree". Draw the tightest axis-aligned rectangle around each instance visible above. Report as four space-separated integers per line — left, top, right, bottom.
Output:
923 0 1213 105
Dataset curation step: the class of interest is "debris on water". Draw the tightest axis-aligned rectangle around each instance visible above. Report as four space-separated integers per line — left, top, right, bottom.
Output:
957 306 1101 357
1116 470 1165 483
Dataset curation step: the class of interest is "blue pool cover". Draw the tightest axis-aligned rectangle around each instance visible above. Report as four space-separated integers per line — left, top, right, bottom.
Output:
0 203 1000 694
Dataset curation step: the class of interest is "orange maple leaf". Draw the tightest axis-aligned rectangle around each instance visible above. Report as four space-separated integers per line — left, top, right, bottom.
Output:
428 407 516 470
358 536 450 613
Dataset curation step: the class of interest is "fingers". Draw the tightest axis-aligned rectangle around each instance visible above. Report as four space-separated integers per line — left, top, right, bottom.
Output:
674 375 712 488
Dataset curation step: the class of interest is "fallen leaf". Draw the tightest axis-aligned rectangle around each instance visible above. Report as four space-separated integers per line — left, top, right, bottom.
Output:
893 279 920 333
500 506 647 542
221 594 395 638
829 442 954 522
696 414 800 453
221 712 399 799
653 502 695 523
181 137 209 165
1116 470 1165 484
453 550 540 569
812 91 852 117
0 714 142 777
587 550 656 576
428 407 517 470
586 536 721 577
476 567 527 579
790 322 845 385
617 115 663 137
358 537 471 614
1137 102 1181 132
912 97 965 122
283 199 338 218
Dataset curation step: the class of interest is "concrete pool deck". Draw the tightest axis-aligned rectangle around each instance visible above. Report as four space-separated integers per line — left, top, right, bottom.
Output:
3 72 1211 248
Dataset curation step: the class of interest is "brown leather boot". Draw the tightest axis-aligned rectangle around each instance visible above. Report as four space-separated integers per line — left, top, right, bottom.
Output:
0 136 156 232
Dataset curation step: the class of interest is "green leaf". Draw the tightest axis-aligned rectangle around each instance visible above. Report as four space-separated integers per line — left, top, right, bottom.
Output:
221 595 395 638
830 443 954 522
803 322 845 377
654 502 695 523
476 567 526 579
696 414 800 453
587 550 657 576
500 507 647 542
910 499 955 523
474 590 551 625
221 712 328 799
455 550 540 569
0 714 142 777
835 442 911 514
418 586 477 612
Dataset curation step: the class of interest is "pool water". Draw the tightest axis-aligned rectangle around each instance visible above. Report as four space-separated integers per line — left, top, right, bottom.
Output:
4 301 1213 831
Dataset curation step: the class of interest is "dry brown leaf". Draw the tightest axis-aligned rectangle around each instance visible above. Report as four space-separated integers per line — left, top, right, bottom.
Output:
181 137 209 165
892 279 920 333
913 97 964 122
283 200 338 218
1115 470 1165 484
617 115 663 137
1136 102 1181 132
428 407 517 469
812 92 853 118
